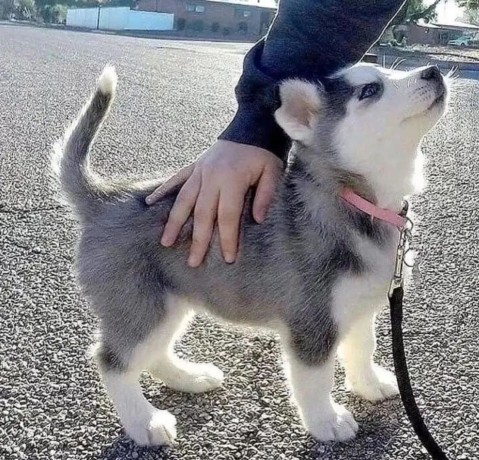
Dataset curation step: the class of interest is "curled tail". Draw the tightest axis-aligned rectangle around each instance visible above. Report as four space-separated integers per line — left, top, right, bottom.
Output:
51 66 117 222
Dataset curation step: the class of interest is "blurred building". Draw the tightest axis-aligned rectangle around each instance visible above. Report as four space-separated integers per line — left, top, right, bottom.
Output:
135 0 277 38
405 19 479 45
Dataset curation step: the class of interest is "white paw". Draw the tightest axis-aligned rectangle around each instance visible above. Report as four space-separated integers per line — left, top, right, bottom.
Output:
179 362 224 393
124 409 177 446
157 362 224 394
307 403 359 442
346 364 399 402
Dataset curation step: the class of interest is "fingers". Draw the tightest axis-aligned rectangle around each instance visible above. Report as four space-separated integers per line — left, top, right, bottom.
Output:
252 165 279 223
161 172 201 247
153 142 280 268
217 185 246 264
145 163 195 205
188 187 220 268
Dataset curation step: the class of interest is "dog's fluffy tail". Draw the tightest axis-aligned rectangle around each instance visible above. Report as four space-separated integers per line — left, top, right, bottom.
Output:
51 66 117 222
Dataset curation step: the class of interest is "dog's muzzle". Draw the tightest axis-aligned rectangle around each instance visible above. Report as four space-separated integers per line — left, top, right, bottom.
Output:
421 65 446 106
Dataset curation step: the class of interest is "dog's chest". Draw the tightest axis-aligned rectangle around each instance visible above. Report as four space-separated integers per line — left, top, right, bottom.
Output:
357 233 399 281
330 233 400 332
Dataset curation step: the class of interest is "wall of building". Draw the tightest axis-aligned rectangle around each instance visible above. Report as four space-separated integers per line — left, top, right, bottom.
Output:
66 8 98 29
98 7 130 30
66 7 174 31
406 23 440 45
126 9 174 30
405 23 475 45
136 0 274 37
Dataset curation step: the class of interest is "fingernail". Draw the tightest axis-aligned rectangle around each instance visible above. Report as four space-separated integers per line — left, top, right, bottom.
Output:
224 254 235 264
161 235 173 247
188 256 200 267
255 212 265 223
145 197 153 205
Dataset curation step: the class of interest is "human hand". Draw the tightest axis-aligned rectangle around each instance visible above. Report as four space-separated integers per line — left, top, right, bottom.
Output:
145 140 282 267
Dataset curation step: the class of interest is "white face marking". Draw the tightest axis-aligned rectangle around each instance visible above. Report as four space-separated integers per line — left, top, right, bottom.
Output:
335 64 387 86
339 63 447 122
274 63 449 208
332 63 448 207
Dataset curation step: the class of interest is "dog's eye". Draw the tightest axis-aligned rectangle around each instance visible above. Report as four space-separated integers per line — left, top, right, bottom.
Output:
359 83 381 101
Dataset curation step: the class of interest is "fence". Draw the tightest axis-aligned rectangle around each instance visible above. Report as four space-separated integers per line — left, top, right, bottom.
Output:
66 7 174 31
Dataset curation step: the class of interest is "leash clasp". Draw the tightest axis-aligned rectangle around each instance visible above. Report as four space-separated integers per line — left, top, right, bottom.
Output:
388 200 412 298
389 228 407 297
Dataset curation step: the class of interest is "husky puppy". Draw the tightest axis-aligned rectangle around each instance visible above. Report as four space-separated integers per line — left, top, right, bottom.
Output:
52 63 447 446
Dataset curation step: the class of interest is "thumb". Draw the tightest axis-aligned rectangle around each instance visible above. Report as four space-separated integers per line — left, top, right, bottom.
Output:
146 163 195 205
252 166 279 224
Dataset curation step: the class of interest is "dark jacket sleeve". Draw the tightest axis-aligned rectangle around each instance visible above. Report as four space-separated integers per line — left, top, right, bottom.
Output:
218 0 406 161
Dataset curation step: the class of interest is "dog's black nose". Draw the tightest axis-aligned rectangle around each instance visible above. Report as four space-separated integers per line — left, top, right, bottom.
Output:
421 66 442 82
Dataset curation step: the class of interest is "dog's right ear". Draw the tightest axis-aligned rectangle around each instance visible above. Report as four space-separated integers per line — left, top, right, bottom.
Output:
274 80 321 144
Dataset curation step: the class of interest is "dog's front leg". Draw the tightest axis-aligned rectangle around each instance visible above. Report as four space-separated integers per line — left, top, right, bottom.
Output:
283 349 358 442
338 312 399 402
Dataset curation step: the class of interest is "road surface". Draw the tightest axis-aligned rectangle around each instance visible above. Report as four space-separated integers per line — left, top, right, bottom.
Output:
1 24 478 460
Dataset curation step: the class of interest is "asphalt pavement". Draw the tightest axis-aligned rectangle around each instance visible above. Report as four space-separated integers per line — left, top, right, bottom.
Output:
0 24 478 460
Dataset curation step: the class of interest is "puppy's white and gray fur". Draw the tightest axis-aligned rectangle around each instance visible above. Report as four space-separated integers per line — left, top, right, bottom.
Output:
52 64 448 446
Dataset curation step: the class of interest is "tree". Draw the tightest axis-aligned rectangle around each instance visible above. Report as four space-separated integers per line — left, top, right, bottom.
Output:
457 0 479 24
457 0 479 9
0 0 15 18
394 0 441 25
15 0 36 18
39 3 67 23
466 9 479 23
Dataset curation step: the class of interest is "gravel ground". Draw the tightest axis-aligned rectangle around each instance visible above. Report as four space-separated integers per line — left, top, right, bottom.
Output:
1 24 478 460
378 43 479 63
407 44 479 62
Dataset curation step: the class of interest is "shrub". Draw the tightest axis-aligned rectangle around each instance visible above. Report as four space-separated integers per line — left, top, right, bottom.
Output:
0 0 15 19
238 21 248 33
190 19 204 32
51 4 67 23
176 17 186 31
222 26 230 36
40 3 67 23
211 21 220 33
40 4 52 22
14 0 36 20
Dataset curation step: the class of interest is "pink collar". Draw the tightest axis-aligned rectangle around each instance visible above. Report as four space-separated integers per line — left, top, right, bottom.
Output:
340 188 407 229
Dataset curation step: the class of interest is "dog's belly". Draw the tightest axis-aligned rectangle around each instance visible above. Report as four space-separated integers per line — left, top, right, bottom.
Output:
163 253 293 327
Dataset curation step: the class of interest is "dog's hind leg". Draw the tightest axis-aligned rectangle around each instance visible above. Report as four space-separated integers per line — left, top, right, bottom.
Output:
93 295 222 445
94 334 178 446
148 295 224 394
338 312 399 402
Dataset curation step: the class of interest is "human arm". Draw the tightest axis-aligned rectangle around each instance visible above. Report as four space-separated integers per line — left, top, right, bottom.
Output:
218 0 406 161
147 0 406 266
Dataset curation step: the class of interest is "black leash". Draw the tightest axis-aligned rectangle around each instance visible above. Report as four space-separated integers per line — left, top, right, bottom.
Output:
344 196 457 459
388 203 451 460
389 286 450 460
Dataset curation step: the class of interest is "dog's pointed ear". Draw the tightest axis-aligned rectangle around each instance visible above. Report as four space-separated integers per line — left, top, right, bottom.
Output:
274 80 322 144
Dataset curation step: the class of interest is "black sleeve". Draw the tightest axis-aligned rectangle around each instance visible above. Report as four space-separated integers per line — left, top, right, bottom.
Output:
218 0 406 161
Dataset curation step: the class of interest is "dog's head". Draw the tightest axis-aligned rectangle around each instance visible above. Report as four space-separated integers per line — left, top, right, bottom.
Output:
275 63 449 206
